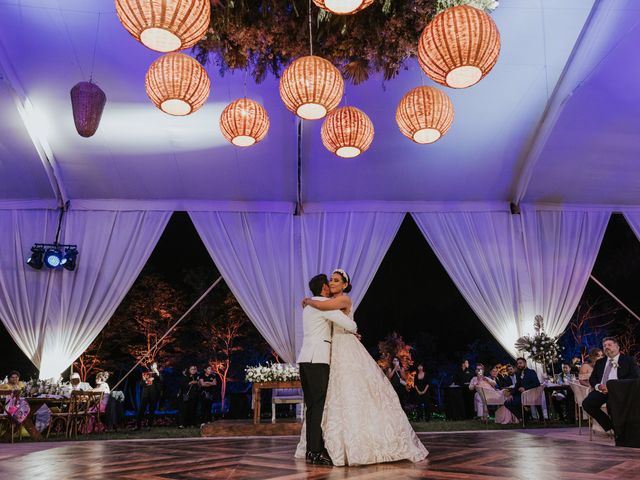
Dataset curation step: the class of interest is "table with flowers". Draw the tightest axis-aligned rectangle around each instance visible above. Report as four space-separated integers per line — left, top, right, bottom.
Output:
245 364 301 424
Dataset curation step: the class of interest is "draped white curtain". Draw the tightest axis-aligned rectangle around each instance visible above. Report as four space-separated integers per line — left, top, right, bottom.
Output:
189 212 298 363
0 209 170 378
622 211 640 243
411 211 524 357
412 209 610 358
518 208 610 339
300 212 405 309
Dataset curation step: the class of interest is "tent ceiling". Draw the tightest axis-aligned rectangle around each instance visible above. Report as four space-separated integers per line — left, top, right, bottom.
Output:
3 0 634 210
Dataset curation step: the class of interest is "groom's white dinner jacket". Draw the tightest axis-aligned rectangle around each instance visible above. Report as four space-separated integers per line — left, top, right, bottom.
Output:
297 297 357 365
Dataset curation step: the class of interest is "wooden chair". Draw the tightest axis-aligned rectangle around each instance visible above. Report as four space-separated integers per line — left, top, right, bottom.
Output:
477 387 505 425
521 385 546 428
569 382 591 436
46 398 73 439
271 388 304 424
67 391 103 438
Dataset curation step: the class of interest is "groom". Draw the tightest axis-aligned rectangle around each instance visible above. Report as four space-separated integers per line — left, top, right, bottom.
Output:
298 273 357 466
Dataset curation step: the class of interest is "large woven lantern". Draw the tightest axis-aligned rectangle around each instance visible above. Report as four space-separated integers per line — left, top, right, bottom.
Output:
279 56 344 120
145 53 210 116
220 98 270 147
321 106 374 158
115 0 210 53
418 5 500 89
70 81 107 138
396 86 454 144
312 0 373 15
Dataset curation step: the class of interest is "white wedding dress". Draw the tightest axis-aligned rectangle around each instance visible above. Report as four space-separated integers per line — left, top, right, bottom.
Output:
295 321 428 466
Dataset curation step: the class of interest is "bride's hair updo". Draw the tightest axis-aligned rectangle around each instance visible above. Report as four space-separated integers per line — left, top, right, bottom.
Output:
333 268 352 293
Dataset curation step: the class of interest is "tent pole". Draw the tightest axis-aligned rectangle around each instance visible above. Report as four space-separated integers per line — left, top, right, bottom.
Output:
111 275 224 391
589 274 640 322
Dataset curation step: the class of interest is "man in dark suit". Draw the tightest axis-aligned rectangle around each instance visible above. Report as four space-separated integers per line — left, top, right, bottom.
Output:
497 364 516 389
583 337 640 433
504 357 541 419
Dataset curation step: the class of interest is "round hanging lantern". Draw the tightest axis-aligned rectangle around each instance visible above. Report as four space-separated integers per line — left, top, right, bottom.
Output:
312 0 373 15
418 5 500 89
279 56 344 120
321 106 374 158
145 53 210 116
70 81 107 138
219 98 270 147
396 86 454 144
115 0 210 53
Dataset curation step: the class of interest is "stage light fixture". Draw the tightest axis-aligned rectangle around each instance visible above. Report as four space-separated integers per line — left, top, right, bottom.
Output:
44 248 64 269
62 247 79 271
26 246 45 270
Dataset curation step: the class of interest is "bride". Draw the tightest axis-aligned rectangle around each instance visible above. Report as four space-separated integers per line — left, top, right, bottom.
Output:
295 269 428 466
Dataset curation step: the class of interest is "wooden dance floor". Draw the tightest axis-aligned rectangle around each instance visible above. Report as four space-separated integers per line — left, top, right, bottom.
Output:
1 431 639 480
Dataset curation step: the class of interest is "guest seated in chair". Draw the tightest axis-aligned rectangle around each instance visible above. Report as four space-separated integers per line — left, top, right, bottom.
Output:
469 363 497 418
579 347 604 388
70 372 92 391
497 364 516 389
0 371 24 391
504 357 540 420
582 337 640 435
551 364 575 422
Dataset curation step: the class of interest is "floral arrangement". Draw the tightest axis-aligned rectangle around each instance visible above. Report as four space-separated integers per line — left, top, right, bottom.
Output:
194 0 440 84
21 378 65 397
245 363 300 383
514 316 562 367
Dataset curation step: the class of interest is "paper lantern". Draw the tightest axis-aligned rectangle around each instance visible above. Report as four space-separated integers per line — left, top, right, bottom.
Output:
145 53 210 116
220 98 270 147
70 81 107 138
396 86 454 144
321 106 374 158
312 0 373 15
418 5 500 89
279 56 344 120
115 0 210 52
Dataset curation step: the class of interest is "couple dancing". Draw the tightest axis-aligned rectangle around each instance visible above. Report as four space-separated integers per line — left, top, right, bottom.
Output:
295 269 428 466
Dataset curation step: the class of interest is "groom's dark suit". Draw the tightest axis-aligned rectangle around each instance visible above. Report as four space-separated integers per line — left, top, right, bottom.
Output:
583 354 640 432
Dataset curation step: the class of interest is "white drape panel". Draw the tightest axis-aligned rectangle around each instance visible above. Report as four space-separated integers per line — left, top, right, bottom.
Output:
300 212 405 309
623 211 640 243
519 208 610 339
411 211 524 357
189 212 298 363
0 209 170 378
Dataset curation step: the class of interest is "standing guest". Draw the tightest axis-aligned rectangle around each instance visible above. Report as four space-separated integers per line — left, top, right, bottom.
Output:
583 337 640 434
386 357 407 405
504 357 541 420
178 365 200 428
468 364 497 418
135 362 162 430
413 364 431 421
453 360 474 419
579 347 604 388
198 365 218 425
70 372 92 391
551 364 575 422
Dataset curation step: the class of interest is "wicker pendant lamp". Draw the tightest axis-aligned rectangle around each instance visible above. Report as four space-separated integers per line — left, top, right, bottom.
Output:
279 56 344 120
145 53 210 116
70 81 107 138
220 98 270 147
312 0 373 15
321 106 374 158
396 86 454 144
115 0 210 52
418 5 500 89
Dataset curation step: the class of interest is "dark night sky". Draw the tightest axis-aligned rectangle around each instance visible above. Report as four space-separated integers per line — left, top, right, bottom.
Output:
2 212 639 378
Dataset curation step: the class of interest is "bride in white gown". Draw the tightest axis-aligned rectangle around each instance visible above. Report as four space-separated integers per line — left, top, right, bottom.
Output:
295 269 428 466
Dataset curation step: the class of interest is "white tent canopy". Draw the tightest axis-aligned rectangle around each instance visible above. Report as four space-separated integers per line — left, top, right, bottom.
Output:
1 0 639 376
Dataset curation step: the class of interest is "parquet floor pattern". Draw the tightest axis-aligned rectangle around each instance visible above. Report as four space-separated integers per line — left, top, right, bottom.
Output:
1 432 639 480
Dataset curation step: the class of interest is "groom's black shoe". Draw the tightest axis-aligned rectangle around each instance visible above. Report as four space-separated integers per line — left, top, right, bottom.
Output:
312 452 333 466
305 451 315 464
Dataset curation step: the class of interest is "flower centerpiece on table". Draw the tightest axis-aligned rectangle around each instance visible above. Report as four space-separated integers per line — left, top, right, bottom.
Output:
514 315 562 376
245 363 300 383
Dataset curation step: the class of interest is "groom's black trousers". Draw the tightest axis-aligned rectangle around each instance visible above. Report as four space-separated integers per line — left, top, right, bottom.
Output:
299 362 330 454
